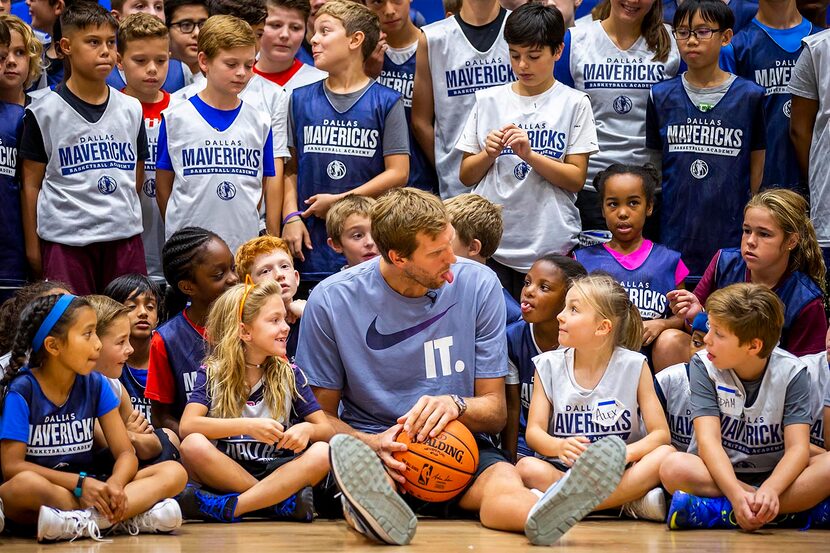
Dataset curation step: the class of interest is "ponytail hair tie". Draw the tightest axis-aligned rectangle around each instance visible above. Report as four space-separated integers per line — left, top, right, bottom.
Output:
32 294 77 353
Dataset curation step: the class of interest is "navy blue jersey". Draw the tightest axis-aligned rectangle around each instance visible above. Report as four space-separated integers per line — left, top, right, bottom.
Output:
646 76 766 278
292 81 401 281
711 248 823 346
506 320 540 457
0 102 27 290
504 288 522 326
663 0 758 33
150 311 207 418
378 49 437 193
574 242 683 319
106 59 189 93
120 364 152 421
0 369 119 470
725 19 820 192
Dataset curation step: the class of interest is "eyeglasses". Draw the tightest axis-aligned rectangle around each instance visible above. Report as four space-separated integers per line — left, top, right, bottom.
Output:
169 19 207 34
238 274 256 321
672 27 722 40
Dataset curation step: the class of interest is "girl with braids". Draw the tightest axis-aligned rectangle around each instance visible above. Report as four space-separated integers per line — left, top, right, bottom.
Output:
656 189 827 368
517 274 674 522
0 295 187 542
176 279 331 523
0 280 71 369
554 0 681 244
145 227 239 436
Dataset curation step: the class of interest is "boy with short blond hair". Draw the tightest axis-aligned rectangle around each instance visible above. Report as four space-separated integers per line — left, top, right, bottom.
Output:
155 15 277 255
206 0 267 49
19 2 149 295
283 0 409 289
325 194 378 268
660 283 830 530
254 0 326 92
117 13 172 285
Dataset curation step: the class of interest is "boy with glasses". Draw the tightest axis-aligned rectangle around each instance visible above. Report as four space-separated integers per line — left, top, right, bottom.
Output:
165 0 208 76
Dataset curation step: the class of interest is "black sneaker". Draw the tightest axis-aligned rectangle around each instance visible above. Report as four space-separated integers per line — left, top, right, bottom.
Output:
250 486 315 522
329 434 417 545
176 484 240 523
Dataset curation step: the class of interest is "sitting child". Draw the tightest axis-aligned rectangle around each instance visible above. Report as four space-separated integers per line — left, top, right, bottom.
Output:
325 195 379 270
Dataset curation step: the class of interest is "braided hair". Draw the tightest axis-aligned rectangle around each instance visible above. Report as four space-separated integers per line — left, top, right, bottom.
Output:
0 294 90 408
162 227 222 316
0 280 72 354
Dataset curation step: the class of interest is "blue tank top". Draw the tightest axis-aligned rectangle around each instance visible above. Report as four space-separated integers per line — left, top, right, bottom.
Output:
648 76 766 278
507 320 539 457
378 50 437 193
0 102 26 289
292 81 401 281
712 248 823 346
728 20 820 192
119 364 152 421
575 243 682 319
106 59 189 93
155 311 207 417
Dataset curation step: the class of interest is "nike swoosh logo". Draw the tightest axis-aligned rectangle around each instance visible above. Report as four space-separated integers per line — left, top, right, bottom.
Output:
365 303 456 350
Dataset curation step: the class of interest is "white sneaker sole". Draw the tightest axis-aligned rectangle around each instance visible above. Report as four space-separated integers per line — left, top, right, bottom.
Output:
329 434 417 545
525 436 627 545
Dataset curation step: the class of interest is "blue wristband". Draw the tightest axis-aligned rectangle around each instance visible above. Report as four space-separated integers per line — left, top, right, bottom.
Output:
74 472 87 498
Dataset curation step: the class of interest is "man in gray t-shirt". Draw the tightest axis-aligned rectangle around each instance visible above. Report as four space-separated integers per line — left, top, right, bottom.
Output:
297 188 627 546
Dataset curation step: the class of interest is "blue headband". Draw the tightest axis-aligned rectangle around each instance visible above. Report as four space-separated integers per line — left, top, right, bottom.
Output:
32 294 77 353
691 312 709 334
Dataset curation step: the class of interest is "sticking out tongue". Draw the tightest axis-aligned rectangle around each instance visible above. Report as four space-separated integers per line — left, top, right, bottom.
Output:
442 270 454 284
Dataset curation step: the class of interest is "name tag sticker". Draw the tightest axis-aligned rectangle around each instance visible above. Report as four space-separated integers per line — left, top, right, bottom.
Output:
716 385 743 417
594 399 623 428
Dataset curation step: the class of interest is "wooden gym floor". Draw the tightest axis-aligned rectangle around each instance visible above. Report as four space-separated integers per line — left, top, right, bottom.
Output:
1 518 825 552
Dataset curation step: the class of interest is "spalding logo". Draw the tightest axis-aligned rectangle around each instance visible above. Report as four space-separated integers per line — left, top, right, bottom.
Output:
422 436 465 463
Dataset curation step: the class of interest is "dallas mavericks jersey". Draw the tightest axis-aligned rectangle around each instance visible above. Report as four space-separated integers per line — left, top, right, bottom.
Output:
27 88 144 245
801 352 828 448
162 99 271 254
647 77 766 278
120 364 152 421
106 58 190 93
297 257 507 435
460 82 597 271
557 20 681 191
378 43 437 192
533 347 646 444
4 370 117 470
689 348 806 473
155 311 208 418
292 81 400 281
140 93 170 282
423 15 514 198
654 362 692 451
575 242 682 319
728 19 820 192
0 102 26 290
507 320 542 457
711 248 823 348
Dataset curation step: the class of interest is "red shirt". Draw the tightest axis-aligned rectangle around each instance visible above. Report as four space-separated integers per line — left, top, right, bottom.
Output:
253 58 304 87
145 309 206 403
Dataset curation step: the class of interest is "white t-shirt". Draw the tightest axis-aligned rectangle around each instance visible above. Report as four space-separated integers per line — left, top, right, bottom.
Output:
456 81 598 271
788 28 830 247
284 63 327 93
172 73 290 160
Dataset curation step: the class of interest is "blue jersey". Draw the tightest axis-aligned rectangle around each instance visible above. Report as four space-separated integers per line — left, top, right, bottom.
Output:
152 311 207 418
0 102 27 290
292 81 401 281
723 19 820 193
120 364 152 421
106 59 189 93
506 320 540 457
647 76 766 278
711 248 823 346
663 0 758 33
378 49 437 193
0 369 119 470
574 243 683 319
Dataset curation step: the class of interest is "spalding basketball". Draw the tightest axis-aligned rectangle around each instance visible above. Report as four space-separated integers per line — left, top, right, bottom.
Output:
393 420 479 502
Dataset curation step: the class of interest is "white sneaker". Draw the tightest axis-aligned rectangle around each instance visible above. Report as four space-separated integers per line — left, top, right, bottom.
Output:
525 436 627 546
1 497 5 533
37 506 105 543
113 499 182 536
621 488 667 522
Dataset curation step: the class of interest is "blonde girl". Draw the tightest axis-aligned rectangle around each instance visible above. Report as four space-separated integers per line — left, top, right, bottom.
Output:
178 279 333 523
517 275 674 521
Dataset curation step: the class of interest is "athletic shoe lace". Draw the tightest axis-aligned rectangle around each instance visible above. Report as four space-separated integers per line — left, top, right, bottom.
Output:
63 511 104 542
112 517 141 536
197 492 231 522
274 494 297 518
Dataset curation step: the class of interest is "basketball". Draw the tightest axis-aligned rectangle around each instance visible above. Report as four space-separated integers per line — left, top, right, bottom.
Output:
393 420 479 502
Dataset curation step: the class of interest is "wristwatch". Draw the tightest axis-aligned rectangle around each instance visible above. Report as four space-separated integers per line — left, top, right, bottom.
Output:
450 394 467 417
74 472 87 498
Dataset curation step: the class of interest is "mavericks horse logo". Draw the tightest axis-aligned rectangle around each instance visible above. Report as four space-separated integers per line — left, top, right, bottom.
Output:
217 181 237 200
98 175 117 195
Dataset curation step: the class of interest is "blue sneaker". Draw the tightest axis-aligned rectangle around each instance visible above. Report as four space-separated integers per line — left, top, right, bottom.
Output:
176 484 240 523
270 486 315 522
804 498 830 528
667 491 737 530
